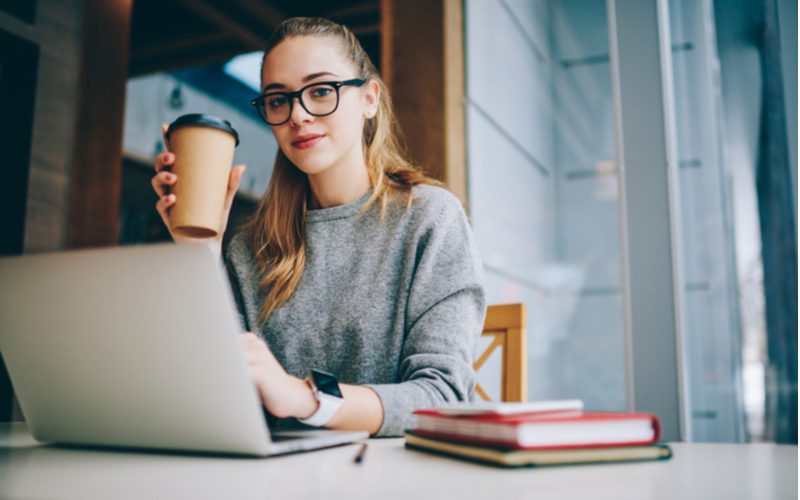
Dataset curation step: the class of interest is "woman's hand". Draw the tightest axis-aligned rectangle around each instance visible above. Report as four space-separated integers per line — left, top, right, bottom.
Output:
151 123 246 253
240 332 384 433
239 332 318 419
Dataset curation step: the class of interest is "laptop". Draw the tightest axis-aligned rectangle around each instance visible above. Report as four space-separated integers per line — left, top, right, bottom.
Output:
0 242 368 456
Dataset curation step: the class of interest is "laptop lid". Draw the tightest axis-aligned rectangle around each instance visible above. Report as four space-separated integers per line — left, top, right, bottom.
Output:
0 243 274 456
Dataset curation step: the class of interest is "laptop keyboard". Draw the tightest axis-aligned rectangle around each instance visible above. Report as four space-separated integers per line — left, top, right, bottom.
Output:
270 433 306 442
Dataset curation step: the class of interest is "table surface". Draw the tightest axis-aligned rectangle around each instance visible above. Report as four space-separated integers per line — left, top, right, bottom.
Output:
0 423 796 500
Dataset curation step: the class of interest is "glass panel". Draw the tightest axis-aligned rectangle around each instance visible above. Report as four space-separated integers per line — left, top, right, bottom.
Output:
465 0 626 411
668 0 747 441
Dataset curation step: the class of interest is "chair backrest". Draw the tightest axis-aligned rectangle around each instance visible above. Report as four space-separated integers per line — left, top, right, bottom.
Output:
473 303 528 402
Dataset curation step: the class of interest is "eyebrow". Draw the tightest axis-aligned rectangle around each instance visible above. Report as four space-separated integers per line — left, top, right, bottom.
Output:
262 72 340 93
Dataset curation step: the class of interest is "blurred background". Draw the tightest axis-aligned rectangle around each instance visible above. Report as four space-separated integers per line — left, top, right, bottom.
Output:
0 0 796 444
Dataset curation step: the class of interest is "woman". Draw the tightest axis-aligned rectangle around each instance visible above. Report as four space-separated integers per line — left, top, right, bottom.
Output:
151 17 485 437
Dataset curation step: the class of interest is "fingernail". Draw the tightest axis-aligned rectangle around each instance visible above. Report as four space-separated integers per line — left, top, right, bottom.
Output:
165 173 175 181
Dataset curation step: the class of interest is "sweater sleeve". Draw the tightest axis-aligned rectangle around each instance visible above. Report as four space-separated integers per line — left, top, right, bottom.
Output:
366 193 486 436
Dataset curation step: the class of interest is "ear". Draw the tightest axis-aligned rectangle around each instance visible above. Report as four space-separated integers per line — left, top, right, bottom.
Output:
363 79 380 118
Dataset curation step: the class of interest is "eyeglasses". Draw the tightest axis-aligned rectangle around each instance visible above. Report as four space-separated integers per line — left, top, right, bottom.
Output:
250 78 366 126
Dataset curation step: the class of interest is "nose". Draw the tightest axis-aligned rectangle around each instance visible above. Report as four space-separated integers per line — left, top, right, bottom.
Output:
288 95 313 127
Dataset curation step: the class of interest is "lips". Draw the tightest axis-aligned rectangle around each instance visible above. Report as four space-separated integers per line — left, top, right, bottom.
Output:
291 134 325 150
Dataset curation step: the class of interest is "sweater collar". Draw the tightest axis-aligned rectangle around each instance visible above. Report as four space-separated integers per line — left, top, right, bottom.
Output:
305 188 373 223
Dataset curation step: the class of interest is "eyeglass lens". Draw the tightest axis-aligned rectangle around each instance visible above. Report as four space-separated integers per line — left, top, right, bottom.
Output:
262 84 338 124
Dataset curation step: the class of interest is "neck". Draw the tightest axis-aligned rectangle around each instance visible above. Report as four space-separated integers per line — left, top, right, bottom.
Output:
307 145 371 209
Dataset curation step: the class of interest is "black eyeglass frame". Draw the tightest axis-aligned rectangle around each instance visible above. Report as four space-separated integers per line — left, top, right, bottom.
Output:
250 78 366 125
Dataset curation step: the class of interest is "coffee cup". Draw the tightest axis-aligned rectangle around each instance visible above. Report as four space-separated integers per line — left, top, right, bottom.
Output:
165 114 240 238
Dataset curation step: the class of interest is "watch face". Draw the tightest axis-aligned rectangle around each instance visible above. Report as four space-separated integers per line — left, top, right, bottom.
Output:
312 369 342 398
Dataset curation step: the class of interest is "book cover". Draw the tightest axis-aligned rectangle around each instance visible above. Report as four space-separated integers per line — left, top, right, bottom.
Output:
413 410 662 450
429 400 583 416
404 431 673 468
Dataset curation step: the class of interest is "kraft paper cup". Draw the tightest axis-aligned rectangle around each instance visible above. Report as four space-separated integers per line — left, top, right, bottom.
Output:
165 114 239 238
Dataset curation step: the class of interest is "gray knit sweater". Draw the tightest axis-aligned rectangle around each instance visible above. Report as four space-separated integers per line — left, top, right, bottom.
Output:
223 185 486 437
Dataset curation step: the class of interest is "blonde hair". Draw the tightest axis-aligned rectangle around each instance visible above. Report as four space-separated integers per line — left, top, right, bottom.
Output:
242 17 440 325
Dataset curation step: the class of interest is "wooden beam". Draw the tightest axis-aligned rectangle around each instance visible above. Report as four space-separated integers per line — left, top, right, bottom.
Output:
226 0 286 29
130 0 287 75
381 0 467 207
350 23 381 36
67 0 132 248
130 40 249 76
380 0 394 86
173 0 269 50
132 32 230 59
443 0 466 207
324 1 380 20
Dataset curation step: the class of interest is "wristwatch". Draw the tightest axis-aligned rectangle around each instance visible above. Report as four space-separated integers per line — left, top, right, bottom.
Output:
298 369 344 427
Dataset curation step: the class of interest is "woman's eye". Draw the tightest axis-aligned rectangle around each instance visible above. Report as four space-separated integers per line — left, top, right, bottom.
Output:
311 87 333 98
267 96 288 108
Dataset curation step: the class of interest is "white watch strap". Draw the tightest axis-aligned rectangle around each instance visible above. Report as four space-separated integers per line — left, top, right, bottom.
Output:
298 392 343 427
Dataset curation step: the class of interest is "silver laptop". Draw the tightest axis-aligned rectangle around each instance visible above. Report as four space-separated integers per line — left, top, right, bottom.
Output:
0 242 367 456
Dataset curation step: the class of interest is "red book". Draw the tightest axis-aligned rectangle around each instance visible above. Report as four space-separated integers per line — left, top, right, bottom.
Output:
413 409 662 450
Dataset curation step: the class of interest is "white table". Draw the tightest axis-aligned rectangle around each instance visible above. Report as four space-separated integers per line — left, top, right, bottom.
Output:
0 423 796 500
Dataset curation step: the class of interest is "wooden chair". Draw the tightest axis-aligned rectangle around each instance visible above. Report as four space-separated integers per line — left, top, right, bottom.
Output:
473 303 528 402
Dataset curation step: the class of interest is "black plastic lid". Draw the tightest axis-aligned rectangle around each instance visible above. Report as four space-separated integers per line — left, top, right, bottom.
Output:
166 113 240 146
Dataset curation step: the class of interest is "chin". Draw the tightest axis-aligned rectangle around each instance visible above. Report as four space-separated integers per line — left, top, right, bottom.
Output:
290 155 334 176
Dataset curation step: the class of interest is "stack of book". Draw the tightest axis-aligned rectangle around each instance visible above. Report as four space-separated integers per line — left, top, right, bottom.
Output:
404 400 672 468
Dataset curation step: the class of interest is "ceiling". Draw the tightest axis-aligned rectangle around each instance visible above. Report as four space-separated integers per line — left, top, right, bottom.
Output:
129 0 381 77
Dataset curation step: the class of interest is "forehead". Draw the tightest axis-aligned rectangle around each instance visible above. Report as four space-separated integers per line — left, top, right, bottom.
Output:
261 36 354 86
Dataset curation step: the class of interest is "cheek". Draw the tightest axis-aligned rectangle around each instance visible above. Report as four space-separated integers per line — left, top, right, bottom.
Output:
269 108 364 160
272 129 302 158
328 107 364 147
271 127 289 147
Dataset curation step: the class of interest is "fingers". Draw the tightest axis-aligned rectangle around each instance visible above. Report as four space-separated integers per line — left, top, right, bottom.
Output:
230 164 247 191
241 331 266 349
221 164 246 211
161 122 171 151
154 151 175 173
240 332 276 358
241 331 260 342
151 170 177 198
156 193 175 211
241 333 269 367
153 127 175 223
218 164 247 232
155 194 176 225
229 164 246 197
243 349 264 365
152 136 176 231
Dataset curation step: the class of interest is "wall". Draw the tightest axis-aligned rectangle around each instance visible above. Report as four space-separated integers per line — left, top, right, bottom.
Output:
0 0 86 421
0 0 85 253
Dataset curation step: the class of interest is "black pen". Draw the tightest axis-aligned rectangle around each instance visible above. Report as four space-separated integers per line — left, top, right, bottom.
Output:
353 442 368 464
